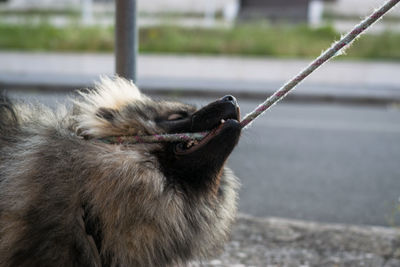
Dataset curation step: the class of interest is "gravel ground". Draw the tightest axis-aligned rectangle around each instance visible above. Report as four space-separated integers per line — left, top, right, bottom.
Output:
191 214 400 267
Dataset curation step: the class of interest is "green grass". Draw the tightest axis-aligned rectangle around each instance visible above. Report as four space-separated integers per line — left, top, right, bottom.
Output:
0 22 399 60
0 23 114 52
139 24 340 58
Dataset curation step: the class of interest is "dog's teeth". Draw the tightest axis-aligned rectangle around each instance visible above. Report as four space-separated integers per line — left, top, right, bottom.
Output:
186 140 198 148
185 140 199 148
221 119 225 124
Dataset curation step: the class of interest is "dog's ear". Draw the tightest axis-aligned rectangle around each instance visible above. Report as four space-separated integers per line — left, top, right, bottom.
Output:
75 77 146 113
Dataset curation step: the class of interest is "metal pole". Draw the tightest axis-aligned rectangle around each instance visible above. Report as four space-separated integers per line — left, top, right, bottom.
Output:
115 0 137 82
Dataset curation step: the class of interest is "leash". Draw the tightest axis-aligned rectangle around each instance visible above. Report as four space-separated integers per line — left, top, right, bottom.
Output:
100 0 400 145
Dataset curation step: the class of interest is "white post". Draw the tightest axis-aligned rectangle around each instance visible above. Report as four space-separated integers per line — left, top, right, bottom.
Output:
82 0 93 25
223 0 240 22
204 0 216 26
309 0 324 27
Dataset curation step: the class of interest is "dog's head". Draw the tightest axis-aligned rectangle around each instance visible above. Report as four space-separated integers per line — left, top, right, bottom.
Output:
73 77 241 193
72 77 241 264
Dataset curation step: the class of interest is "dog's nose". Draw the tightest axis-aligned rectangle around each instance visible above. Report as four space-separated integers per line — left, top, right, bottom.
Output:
221 95 238 106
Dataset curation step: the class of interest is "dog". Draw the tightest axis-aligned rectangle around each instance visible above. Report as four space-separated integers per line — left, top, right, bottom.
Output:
0 77 241 267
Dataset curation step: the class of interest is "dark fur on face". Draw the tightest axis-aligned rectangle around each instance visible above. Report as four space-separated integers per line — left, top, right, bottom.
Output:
0 77 241 267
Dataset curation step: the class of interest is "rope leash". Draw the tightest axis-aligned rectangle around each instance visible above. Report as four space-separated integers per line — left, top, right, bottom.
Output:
101 0 400 145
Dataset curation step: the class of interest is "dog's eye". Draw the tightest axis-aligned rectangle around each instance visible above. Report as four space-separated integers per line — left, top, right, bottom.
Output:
167 113 186 121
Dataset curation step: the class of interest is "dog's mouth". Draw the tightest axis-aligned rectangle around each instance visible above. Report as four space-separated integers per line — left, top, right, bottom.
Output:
156 95 242 191
174 105 240 155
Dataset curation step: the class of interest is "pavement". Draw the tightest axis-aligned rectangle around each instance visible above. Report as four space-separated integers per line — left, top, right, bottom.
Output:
193 214 400 266
1 51 400 104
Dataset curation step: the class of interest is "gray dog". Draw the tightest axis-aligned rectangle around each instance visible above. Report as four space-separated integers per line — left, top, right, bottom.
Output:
0 77 241 267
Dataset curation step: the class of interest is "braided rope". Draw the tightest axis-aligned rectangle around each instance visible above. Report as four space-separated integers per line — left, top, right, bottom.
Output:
101 0 399 145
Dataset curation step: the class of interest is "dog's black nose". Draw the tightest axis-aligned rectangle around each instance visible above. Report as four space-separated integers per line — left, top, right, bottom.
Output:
221 95 237 106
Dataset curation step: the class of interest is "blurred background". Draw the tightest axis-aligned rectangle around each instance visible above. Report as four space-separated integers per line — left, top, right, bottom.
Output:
0 0 399 227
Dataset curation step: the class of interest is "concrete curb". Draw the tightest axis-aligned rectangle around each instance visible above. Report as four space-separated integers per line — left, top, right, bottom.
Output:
193 214 400 266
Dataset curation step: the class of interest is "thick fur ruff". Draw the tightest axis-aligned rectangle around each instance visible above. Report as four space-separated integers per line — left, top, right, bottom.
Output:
0 77 240 267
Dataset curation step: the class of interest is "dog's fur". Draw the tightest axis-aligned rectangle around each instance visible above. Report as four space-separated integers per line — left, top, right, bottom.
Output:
0 77 241 267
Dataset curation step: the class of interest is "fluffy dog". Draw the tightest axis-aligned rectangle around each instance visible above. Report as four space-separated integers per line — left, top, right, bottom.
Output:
0 77 241 267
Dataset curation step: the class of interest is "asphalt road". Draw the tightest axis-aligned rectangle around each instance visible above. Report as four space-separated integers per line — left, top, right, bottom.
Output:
232 100 400 227
8 91 400 227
